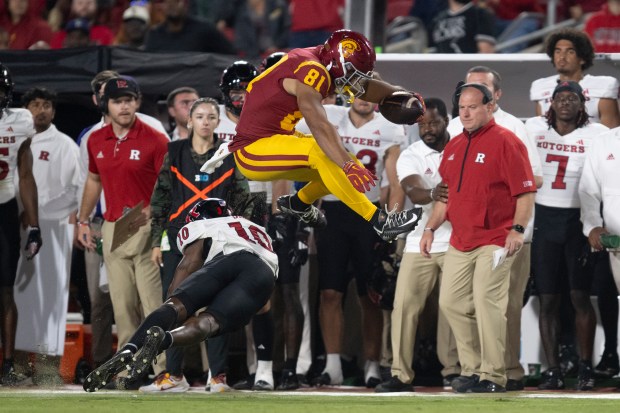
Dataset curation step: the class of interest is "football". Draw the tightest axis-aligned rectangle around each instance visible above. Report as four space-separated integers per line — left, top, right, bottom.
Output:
378 91 425 125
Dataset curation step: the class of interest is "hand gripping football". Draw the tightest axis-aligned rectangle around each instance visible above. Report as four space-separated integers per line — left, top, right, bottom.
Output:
379 91 426 125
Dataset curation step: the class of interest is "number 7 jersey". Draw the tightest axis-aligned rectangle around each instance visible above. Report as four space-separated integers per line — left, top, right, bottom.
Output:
176 216 279 278
525 116 608 208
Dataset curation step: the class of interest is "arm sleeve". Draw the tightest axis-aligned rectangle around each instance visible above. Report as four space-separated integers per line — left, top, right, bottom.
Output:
578 143 603 237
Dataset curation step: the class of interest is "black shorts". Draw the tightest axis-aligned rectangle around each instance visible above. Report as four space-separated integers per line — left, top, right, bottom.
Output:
532 204 591 294
316 201 380 295
171 250 275 334
0 198 20 287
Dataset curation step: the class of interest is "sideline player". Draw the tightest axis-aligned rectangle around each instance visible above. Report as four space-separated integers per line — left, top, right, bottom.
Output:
83 198 278 392
0 63 42 384
203 29 424 242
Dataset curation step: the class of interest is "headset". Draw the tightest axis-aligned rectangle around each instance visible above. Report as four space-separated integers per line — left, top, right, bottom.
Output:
452 81 493 107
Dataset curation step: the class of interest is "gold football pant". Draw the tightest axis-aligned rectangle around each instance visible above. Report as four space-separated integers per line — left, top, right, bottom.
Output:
234 134 378 221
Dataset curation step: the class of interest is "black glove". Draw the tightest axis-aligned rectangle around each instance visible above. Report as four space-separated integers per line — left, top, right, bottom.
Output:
289 221 310 267
25 225 42 260
266 214 291 249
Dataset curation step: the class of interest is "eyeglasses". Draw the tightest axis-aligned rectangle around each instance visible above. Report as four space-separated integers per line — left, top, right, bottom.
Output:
553 95 581 104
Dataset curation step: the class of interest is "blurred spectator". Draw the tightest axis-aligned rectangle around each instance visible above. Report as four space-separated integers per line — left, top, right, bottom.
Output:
217 0 290 59
561 0 607 21
49 0 114 49
0 27 8 48
584 0 620 53
0 0 52 50
166 86 199 140
288 0 343 48
145 0 235 54
430 0 495 53
61 18 91 48
480 0 543 53
114 4 151 50
409 0 447 33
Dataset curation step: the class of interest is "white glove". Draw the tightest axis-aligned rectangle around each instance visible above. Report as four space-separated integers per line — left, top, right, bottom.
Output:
200 145 232 173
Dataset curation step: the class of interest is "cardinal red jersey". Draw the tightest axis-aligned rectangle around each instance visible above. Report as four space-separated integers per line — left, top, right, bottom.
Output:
231 47 333 151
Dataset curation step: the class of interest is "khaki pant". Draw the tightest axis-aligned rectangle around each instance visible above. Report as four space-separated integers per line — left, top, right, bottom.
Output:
505 243 531 380
390 252 458 383
439 245 516 386
101 219 165 371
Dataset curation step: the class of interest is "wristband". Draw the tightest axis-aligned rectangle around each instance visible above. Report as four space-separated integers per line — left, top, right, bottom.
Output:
429 187 435 200
511 224 525 234
424 227 435 232
77 220 91 227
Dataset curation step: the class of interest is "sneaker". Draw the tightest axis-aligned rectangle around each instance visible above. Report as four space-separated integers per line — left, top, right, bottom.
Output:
83 349 133 392
375 376 414 393
366 376 381 388
276 195 327 228
576 361 595 391
311 372 342 387
208 373 232 393
277 369 300 391
470 379 506 393
127 327 165 381
451 374 479 393
594 351 620 378
559 344 579 377
139 372 190 393
232 374 254 390
373 207 422 242
442 374 459 389
1 367 29 386
537 368 565 390
252 379 274 391
506 379 524 391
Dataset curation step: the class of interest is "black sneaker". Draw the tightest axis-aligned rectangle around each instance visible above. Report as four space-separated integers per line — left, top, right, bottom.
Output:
1 367 29 387
537 368 565 390
127 327 165 382
470 379 506 393
442 374 460 388
83 349 133 392
252 379 274 391
451 374 479 393
375 376 414 393
576 361 595 391
277 195 327 228
506 379 524 391
373 207 422 242
594 351 620 378
277 369 300 391
311 372 338 387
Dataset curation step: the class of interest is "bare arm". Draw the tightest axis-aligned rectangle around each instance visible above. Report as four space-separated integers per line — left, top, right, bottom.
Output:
77 172 102 250
359 78 404 103
384 145 405 211
167 239 206 297
284 78 351 167
598 98 620 128
401 174 433 205
17 139 38 227
419 200 447 258
505 192 535 257
477 41 495 54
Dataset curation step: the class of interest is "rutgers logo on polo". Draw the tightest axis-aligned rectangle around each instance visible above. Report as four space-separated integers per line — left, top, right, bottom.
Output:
129 149 141 160
39 151 50 161
474 153 485 163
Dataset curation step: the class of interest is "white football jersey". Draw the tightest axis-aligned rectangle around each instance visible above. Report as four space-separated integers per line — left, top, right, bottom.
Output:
320 106 407 203
526 116 608 208
29 124 82 220
0 108 35 203
530 74 619 123
176 216 279 278
294 104 348 135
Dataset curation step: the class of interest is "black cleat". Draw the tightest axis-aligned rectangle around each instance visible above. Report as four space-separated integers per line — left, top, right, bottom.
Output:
277 369 300 391
506 379 524 391
232 374 255 390
576 361 595 391
373 207 422 242
83 349 133 392
594 351 620 378
537 368 565 390
470 379 506 393
277 195 327 228
375 376 414 393
252 380 274 391
127 327 165 382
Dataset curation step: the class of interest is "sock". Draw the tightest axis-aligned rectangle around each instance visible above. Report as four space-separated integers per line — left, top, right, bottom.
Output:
323 353 342 382
290 193 310 211
120 343 138 354
252 311 273 362
255 360 273 385
364 360 380 382
161 332 173 350
283 358 297 372
126 305 177 349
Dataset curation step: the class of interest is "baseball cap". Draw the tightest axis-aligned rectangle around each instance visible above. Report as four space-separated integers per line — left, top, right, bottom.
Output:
65 18 91 34
123 5 150 24
104 77 140 99
552 80 585 101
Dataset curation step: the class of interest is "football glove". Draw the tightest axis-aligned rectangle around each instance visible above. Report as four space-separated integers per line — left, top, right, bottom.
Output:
25 225 42 260
342 160 377 193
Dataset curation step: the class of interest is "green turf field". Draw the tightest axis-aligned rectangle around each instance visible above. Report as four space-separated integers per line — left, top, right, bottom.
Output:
1 391 620 413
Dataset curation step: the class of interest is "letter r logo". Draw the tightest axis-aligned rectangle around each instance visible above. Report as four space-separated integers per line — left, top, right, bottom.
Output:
475 153 485 163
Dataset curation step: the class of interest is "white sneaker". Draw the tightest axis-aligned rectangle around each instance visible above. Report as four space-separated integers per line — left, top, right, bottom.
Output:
207 373 232 393
139 372 190 393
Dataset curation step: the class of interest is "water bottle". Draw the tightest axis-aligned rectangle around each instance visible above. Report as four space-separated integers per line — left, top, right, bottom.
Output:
600 234 620 249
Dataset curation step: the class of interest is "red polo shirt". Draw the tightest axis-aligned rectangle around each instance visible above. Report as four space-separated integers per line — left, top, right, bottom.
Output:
87 116 168 222
439 119 536 251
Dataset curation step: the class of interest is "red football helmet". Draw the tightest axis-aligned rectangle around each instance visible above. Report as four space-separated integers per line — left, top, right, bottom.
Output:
318 30 376 101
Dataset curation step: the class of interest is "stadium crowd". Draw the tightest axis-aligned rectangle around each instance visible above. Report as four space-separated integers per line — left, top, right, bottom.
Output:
0 0 620 396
